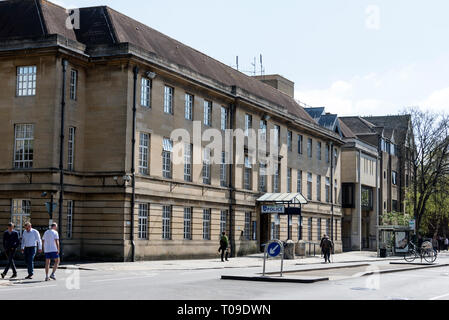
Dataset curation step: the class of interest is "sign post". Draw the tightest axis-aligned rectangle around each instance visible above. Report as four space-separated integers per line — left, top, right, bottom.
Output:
262 240 284 277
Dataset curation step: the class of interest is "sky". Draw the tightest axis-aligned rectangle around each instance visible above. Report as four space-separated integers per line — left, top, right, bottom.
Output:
51 0 449 116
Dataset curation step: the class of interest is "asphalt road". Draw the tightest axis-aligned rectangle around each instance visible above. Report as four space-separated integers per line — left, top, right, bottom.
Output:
1 256 449 300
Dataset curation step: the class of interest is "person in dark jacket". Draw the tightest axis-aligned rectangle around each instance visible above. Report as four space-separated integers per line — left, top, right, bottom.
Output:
320 234 333 264
1 223 20 279
218 232 229 262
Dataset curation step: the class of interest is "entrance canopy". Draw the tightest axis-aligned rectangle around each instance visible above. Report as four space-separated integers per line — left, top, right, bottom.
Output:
257 193 308 205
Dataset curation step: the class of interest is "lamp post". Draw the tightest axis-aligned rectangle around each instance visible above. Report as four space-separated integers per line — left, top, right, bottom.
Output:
41 191 57 227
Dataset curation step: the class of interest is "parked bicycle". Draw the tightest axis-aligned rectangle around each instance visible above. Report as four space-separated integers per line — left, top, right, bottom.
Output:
404 241 437 263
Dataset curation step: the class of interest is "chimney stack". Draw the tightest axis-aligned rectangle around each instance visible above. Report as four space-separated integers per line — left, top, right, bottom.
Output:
252 74 295 98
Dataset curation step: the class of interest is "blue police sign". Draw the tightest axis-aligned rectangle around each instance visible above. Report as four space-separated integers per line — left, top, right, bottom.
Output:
267 241 281 258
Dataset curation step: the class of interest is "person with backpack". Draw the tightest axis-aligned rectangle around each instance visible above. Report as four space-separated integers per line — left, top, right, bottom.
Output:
320 234 333 264
218 232 229 262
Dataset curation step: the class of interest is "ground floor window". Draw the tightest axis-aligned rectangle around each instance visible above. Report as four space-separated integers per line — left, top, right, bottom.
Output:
271 214 280 240
184 207 192 240
138 203 149 240
220 210 228 235
317 218 322 240
162 205 172 240
203 209 211 240
244 212 251 240
298 216 303 240
11 199 31 236
308 217 312 241
67 200 74 239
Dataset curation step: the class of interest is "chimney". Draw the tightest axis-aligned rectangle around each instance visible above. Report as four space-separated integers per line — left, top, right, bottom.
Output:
252 74 295 98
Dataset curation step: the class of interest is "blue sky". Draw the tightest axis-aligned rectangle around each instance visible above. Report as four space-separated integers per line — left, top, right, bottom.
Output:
54 0 449 116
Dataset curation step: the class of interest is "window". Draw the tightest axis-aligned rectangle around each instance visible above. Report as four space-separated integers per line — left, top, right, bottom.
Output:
317 218 322 240
138 203 149 240
17 66 36 96
252 221 257 241
298 135 303 155
271 214 280 240
244 212 251 240
67 200 74 239
11 199 31 236
203 209 211 240
334 149 338 165
361 187 374 210
184 143 192 182
220 210 228 234
259 163 267 192
164 86 174 114
273 125 280 149
139 133 149 175
393 200 398 212
162 205 172 240
287 168 292 193
273 163 280 193
325 177 330 203
14 124 34 169
298 216 303 240
297 170 303 193
162 138 173 179
221 106 228 131
317 142 322 161
70 69 78 101
244 156 252 190
68 127 76 171
185 93 194 120
316 175 321 202
325 143 330 163
307 173 313 200
184 207 192 240
334 179 338 204
326 219 330 236
141 77 151 107
308 217 313 241
392 171 398 185
204 100 212 126
335 219 338 241
202 148 211 185
245 114 253 136
342 183 355 208
307 138 313 158
220 152 227 187
287 131 292 152
260 120 267 141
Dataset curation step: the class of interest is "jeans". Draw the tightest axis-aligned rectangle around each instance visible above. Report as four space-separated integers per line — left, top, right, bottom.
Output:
219 247 229 261
3 248 17 275
323 249 331 262
23 247 36 276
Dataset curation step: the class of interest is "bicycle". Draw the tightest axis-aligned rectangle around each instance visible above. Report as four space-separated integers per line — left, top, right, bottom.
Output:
404 241 437 263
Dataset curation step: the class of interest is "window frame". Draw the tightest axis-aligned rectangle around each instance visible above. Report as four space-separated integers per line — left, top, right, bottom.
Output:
164 85 174 114
16 66 37 97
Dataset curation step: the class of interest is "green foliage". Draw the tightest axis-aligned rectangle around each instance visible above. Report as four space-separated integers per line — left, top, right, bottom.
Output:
381 211 412 227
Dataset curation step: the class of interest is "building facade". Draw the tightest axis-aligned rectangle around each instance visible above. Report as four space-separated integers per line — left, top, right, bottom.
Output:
0 0 344 261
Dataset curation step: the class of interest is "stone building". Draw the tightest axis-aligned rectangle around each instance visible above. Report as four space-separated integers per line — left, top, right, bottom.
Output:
0 0 344 261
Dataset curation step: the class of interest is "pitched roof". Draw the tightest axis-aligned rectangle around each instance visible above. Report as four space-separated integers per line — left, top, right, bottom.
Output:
339 116 378 135
338 119 356 138
362 115 411 144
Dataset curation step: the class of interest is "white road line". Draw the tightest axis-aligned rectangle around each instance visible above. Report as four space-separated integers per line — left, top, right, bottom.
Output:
0 284 57 292
430 292 449 300
91 274 158 283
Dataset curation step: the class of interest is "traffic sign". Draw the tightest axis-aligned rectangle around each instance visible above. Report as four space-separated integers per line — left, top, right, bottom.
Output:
45 202 57 217
409 219 416 232
267 241 282 257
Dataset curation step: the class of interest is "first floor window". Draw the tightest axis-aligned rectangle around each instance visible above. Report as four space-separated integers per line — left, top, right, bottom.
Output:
68 127 76 171
259 163 267 192
11 199 31 236
184 207 192 240
139 133 149 175
67 200 74 239
164 86 174 114
184 143 192 182
273 164 280 193
220 152 227 187
297 170 303 194
202 148 211 185
203 209 211 240
14 124 34 169
141 77 151 107
244 156 252 190
287 168 292 193
307 173 313 200
162 138 173 179
162 205 172 240
326 219 330 236
221 106 228 131
70 69 78 101
308 217 312 241
185 93 194 120
317 218 322 240
17 66 36 96
204 100 212 126
287 131 292 152
325 177 330 203
317 175 322 202
138 203 149 240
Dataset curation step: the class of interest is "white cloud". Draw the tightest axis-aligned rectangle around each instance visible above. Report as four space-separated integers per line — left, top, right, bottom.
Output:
416 86 449 114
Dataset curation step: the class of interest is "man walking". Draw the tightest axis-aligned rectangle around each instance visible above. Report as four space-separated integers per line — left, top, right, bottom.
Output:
320 234 333 264
42 223 60 281
21 222 42 279
218 232 229 262
1 223 20 279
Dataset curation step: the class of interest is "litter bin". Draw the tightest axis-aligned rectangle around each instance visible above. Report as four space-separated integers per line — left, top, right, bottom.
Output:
283 240 295 260
380 248 387 258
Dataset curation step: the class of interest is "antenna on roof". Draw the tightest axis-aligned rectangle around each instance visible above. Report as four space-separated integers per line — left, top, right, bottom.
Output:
251 57 257 76
236 56 239 71
260 54 265 77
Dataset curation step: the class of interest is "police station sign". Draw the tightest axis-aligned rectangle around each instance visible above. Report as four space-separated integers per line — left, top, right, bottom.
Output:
261 205 285 214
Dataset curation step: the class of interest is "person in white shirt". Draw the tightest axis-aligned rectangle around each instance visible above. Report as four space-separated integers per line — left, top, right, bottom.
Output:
42 223 60 281
21 222 42 279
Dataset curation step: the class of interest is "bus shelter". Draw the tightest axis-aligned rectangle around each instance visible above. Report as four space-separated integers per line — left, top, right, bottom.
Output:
378 225 413 257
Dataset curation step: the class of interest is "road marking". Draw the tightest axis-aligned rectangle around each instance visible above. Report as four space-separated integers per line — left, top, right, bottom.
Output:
430 292 449 300
91 274 158 283
0 284 57 292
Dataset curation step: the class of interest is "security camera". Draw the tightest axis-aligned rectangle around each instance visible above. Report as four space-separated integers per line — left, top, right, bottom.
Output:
146 71 157 79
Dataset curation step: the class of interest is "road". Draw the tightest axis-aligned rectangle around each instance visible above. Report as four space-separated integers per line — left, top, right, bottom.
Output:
1 256 449 300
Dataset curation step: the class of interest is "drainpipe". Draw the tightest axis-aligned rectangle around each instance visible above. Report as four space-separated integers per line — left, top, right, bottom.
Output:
330 143 334 245
228 101 236 258
58 59 68 260
130 66 139 262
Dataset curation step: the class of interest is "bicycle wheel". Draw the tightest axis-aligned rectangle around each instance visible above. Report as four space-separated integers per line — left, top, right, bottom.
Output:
404 250 417 263
423 249 437 263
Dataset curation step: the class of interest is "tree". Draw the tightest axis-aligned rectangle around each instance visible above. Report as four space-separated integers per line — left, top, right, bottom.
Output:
406 108 449 234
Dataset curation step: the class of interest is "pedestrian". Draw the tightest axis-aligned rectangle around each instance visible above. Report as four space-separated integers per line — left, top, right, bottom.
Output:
1 222 20 279
218 232 229 262
432 236 439 255
445 237 449 251
320 234 333 264
42 223 60 281
21 222 42 280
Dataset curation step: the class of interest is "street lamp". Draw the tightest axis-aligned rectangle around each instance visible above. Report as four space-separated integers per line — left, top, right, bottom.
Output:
41 191 57 227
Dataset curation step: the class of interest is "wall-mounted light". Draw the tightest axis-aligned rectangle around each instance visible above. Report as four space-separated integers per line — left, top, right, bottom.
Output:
113 175 132 186
263 114 271 121
145 71 157 80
